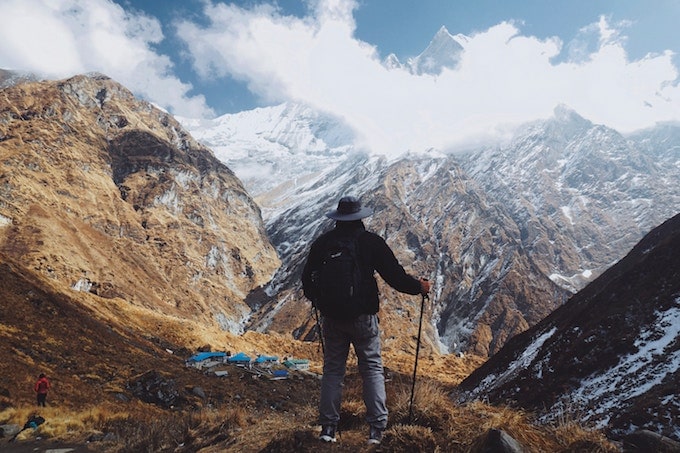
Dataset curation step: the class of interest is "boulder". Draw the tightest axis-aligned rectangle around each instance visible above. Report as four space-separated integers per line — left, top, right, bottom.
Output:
623 430 680 453
128 370 184 408
477 428 525 453
0 424 21 439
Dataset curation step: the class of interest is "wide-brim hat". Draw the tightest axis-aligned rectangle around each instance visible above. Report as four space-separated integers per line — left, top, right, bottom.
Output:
326 196 374 221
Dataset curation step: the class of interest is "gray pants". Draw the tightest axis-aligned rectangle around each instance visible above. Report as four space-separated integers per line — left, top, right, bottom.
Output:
319 314 387 429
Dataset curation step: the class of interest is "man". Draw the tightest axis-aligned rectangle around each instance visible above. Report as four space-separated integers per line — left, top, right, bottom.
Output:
34 373 50 407
302 196 430 445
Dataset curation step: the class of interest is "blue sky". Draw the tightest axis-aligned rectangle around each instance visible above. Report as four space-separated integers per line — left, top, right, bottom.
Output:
1 0 679 154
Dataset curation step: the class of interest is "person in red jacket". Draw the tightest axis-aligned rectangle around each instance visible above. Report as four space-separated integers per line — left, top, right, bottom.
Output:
34 373 50 407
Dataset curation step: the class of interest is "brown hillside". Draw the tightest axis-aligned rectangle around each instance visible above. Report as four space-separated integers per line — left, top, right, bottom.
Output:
0 74 279 333
0 256 615 452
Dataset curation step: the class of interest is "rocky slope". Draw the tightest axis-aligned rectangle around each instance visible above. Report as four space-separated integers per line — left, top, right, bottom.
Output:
243 151 572 357
231 106 679 357
0 74 279 334
177 22 680 355
457 213 680 441
176 26 680 358
462 106 680 292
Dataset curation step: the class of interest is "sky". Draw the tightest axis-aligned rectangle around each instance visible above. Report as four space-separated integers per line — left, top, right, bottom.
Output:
1 0 679 155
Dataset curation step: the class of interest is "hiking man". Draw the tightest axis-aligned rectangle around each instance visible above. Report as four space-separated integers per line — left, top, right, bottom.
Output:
302 196 430 445
34 373 50 407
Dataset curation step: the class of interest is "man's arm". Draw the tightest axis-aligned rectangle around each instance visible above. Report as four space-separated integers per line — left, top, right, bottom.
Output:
371 234 426 295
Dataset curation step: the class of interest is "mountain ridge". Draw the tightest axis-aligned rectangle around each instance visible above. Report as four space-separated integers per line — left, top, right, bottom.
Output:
457 212 680 441
212 104 680 357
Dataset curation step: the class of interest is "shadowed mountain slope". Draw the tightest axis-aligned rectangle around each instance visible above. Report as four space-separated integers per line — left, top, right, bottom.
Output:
458 212 680 440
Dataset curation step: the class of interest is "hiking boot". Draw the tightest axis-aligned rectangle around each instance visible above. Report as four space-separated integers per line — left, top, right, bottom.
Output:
319 425 337 443
368 425 384 445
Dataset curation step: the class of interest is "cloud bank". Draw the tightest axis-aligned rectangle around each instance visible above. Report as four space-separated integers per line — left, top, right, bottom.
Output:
0 0 213 118
177 1 679 155
0 0 678 156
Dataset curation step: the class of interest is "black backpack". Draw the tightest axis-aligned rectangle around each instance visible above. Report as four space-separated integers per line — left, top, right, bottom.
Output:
313 230 365 319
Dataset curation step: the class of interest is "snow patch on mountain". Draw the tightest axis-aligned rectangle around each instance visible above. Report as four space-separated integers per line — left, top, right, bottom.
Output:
565 299 680 435
0 213 11 227
177 103 357 196
549 269 593 293
474 327 558 396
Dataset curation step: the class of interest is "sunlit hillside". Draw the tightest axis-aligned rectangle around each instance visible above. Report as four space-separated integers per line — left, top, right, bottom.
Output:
0 253 621 452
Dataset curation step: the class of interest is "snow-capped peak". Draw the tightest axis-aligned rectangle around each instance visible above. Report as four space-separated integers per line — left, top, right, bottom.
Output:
383 25 465 75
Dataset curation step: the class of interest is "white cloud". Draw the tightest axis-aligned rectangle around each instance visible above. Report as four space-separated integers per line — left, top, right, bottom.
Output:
0 0 213 118
1 0 678 154
177 0 679 156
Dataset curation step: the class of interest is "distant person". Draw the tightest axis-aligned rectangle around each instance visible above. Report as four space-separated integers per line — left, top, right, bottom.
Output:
34 373 50 407
302 196 430 445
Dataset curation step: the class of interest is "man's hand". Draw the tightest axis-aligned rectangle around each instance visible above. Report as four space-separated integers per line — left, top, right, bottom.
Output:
419 278 431 296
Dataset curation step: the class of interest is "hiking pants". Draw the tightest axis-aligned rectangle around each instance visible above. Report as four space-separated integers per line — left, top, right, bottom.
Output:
319 314 387 429
37 393 47 407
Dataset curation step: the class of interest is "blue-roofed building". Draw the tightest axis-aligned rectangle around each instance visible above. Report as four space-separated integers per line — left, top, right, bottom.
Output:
186 351 228 369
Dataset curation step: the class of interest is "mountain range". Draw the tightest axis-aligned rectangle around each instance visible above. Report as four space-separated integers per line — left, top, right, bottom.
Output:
1 23 679 446
182 99 680 358
177 26 679 358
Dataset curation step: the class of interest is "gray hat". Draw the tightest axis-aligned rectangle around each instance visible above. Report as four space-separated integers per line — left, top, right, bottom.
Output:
326 196 374 221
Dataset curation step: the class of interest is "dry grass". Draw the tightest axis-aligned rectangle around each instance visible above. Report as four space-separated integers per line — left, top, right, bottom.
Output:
389 377 454 430
0 403 131 442
0 258 617 452
0 369 619 453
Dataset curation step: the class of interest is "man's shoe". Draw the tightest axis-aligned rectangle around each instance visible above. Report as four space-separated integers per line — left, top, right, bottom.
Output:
367 425 384 445
319 425 337 443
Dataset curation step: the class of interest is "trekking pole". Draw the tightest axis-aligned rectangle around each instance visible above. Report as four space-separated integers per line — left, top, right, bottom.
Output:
313 305 325 356
408 291 428 424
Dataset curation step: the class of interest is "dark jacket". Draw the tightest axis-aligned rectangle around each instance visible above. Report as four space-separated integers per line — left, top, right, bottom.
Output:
302 220 421 317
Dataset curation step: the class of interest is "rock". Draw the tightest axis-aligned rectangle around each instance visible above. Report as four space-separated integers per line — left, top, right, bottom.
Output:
128 370 184 408
0 424 21 438
87 431 119 443
477 428 525 453
87 431 105 442
103 432 118 442
623 429 680 453
192 386 207 399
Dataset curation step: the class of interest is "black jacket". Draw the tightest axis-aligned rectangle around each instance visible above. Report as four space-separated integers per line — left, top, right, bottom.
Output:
301 220 422 317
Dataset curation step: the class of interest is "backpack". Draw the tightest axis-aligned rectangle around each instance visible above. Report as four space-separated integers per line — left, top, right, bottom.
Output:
313 230 365 319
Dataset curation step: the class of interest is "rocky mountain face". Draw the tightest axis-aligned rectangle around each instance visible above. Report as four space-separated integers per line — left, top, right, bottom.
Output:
0 74 279 334
178 102 356 196
0 69 42 90
176 22 680 358
457 213 680 441
245 152 574 358
462 106 680 292
188 103 680 358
